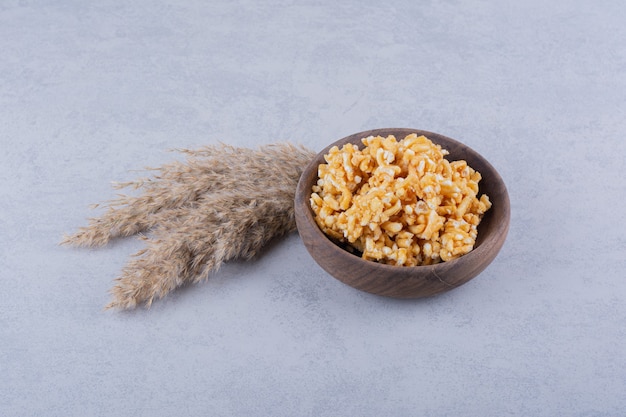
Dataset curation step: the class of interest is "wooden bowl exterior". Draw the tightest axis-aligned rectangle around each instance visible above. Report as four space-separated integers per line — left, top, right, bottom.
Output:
295 128 510 298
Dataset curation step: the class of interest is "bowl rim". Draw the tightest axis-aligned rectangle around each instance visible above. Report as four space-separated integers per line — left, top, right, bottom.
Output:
295 127 510 275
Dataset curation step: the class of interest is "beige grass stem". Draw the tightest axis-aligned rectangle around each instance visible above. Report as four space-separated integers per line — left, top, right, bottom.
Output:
62 142 316 309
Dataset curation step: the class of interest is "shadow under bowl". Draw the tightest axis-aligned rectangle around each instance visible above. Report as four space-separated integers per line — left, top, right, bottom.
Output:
294 128 510 298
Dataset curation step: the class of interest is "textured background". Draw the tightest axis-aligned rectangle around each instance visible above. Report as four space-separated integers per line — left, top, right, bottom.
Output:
1 1 625 416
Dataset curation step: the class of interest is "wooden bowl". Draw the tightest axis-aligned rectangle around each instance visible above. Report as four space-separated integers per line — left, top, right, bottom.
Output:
294 128 510 298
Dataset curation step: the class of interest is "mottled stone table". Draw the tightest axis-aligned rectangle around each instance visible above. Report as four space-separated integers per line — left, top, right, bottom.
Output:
2 1 625 415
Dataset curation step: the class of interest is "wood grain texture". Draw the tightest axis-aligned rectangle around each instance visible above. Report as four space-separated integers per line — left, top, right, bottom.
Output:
295 128 510 298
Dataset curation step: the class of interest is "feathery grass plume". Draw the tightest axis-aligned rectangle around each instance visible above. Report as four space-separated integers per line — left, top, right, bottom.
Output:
62 143 316 309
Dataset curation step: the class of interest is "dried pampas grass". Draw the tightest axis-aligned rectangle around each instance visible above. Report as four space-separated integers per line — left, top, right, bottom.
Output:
62 143 316 309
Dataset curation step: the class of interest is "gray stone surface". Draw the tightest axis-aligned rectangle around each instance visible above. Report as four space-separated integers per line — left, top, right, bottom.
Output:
1 1 625 416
